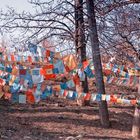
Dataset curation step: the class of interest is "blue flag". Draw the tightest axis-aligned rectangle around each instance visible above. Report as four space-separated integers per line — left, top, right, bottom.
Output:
28 42 37 54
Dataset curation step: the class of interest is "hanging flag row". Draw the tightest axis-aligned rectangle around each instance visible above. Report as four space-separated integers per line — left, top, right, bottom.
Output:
0 49 61 64
1 86 140 106
1 51 140 78
86 60 140 77
0 62 139 90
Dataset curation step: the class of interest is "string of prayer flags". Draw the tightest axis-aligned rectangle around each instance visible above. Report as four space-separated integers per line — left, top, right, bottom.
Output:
0 80 139 106
0 49 140 107
0 52 45 64
1 53 140 83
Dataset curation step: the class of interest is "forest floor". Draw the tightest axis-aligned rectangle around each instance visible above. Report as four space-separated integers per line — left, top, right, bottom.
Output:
0 83 137 140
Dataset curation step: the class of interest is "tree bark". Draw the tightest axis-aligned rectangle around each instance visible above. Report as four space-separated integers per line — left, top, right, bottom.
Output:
74 0 89 93
138 77 140 96
132 76 140 139
132 106 140 139
86 0 110 127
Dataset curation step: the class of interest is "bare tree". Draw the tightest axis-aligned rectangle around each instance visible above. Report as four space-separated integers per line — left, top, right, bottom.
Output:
0 0 76 55
0 0 139 56
86 0 110 128
75 0 89 95
0 0 140 132
96 0 140 63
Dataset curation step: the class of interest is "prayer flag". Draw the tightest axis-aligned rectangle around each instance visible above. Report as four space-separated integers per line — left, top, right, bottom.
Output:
19 94 26 104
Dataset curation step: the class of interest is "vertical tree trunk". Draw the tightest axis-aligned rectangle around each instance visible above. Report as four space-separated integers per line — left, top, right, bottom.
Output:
75 0 89 93
132 76 140 139
132 106 140 139
138 77 140 95
86 0 110 127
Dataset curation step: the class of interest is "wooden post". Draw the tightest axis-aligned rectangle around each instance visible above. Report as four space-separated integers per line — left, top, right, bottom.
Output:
132 106 140 139
132 77 140 139
138 77 140 95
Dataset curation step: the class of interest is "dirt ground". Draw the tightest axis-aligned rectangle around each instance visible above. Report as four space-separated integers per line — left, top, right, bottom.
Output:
0 95 135 140
0 79 138 140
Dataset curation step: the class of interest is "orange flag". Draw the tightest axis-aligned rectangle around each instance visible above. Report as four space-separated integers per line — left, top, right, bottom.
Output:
28 56 32 63
4 93 12 100
46 50 50 57
73 74 80 86
26 90 35 104
11 54 15 61
84 93 91 101
131 100 137 105
83 60 89 69
63 54 77 71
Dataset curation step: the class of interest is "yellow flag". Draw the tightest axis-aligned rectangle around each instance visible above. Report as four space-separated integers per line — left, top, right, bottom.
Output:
0 92 4 98
63 54 77 70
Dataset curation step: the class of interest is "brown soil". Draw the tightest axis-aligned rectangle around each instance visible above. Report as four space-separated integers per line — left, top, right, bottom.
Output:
0 77 138 140
0 96 135 140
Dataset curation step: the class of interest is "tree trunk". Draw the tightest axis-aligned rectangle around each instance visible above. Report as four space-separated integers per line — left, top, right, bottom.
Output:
138 77 140 96
132 106 140 139
86 0 110 127
132 76 140 139
74 0 89 93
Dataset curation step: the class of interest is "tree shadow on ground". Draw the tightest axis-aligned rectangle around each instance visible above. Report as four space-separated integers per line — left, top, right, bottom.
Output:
0 100 134 140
